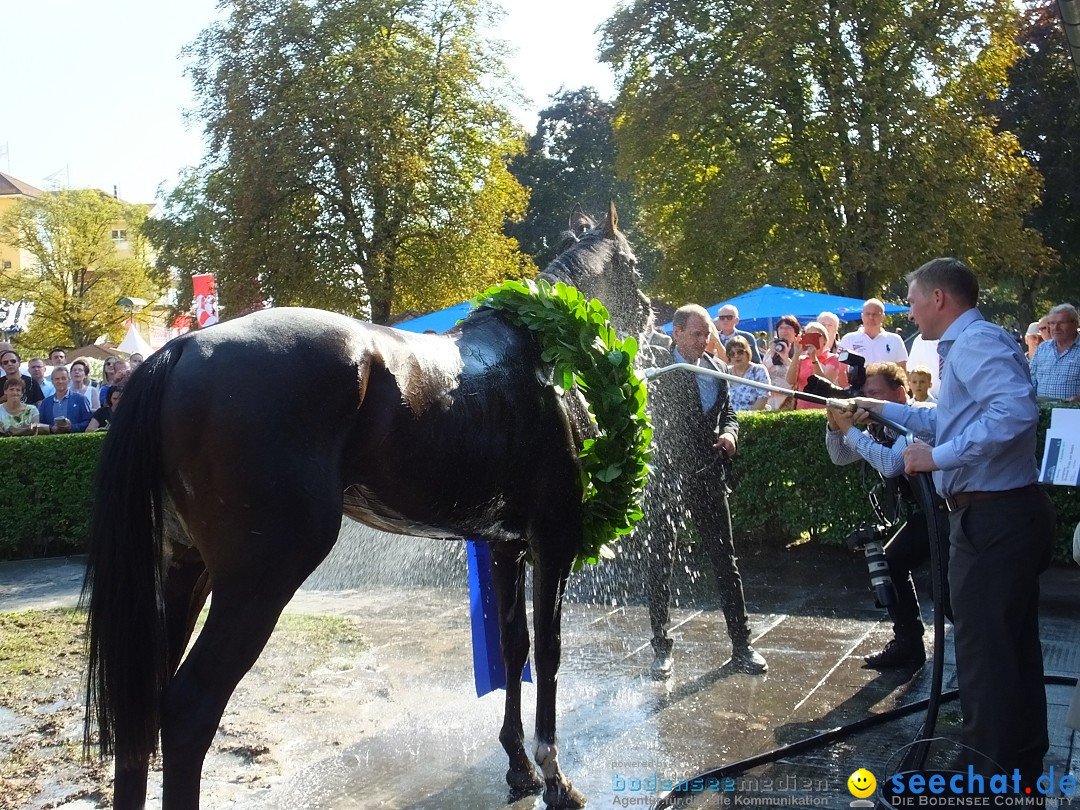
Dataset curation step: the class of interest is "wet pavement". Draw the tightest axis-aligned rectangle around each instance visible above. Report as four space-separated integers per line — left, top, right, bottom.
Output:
2 529 1078 810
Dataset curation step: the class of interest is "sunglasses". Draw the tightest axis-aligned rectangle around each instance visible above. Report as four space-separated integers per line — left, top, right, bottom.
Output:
716 315 736 320
728 348 748 356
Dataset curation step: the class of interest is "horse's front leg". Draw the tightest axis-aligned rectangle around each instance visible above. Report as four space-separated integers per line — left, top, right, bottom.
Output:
489 542 544 797
532 558 587 810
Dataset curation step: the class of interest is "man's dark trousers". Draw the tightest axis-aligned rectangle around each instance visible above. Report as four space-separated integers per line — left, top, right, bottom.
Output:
646 462 750 655
948 486 1055 786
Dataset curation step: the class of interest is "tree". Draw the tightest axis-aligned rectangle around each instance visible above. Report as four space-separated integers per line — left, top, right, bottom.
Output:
508 89 632 263
150 0 533 325
600 0 1055 307
0 189 164 352
989 0 1080 321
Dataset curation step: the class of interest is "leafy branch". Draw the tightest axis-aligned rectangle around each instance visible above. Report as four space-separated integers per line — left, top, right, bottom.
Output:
475 278 652 570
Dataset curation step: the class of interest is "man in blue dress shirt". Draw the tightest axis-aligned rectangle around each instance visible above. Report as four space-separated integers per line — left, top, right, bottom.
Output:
856 258 1055 791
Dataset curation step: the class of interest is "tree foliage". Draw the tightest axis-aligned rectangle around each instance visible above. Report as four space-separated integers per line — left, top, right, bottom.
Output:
507 89 634 264
988 0 1080 321
600 0 1055 307
0 190 164 352
150 0 533 324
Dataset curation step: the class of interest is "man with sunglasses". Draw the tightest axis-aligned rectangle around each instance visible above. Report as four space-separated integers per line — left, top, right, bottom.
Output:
713 305 761 363
0 347 45 405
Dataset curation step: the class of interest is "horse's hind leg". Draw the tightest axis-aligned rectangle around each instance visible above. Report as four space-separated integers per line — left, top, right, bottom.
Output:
532 552 587 810
112 543 208 810
490 542 544 796
160 588 291 808
158 514 341 809
163 544 210 675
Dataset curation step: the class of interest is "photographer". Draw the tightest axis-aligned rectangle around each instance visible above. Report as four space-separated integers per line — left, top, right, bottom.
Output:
761 315 801 410
825 361 949 670
787 321 847 409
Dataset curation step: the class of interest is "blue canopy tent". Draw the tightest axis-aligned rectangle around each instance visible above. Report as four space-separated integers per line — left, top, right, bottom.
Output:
659 284 909 334
392 301 473 334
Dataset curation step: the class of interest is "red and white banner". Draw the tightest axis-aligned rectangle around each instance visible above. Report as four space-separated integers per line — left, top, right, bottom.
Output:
192 273 219 328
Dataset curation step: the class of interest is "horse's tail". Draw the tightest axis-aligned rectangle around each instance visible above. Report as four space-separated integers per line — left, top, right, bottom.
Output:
81 340 184 765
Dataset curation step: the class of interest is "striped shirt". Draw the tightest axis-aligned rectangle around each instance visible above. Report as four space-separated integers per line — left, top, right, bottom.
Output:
1029 336 1080 400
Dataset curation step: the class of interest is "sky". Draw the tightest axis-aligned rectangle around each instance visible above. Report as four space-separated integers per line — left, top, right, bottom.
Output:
2 0 620 205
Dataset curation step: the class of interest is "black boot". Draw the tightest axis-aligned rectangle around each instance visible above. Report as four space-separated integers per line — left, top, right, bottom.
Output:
863 635 926 670
728 641 768 674
726 625 767 674
725 613 767 674
650 637 674 680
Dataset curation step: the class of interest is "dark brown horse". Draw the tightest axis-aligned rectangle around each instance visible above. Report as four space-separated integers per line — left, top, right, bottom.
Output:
82 204 650 809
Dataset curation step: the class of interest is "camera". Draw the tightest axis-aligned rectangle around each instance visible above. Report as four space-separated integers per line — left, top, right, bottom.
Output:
771 339 787 365
845 523 897 607
802 350 867 399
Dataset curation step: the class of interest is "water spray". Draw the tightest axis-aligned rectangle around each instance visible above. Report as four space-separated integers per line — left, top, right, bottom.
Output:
643 360 958 807
643 362 912 435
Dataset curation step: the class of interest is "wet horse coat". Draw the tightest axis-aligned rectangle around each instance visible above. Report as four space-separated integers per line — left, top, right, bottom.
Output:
82 207 648 809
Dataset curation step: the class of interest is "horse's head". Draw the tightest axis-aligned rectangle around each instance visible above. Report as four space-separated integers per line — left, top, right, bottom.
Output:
539 203 654 340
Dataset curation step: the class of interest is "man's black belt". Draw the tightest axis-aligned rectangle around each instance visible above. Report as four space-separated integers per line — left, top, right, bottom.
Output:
944 484 1039 512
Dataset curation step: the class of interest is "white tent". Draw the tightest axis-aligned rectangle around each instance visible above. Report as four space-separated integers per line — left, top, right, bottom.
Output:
117 322 154 358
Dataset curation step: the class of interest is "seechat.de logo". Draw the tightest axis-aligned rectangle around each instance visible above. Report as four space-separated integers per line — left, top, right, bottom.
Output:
849 768 877 807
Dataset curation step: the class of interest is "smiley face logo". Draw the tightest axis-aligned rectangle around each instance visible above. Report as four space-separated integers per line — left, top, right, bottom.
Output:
848 768 876 799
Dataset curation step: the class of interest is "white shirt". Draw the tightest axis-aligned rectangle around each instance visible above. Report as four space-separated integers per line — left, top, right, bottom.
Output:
906 335 941 396
839 328 908 366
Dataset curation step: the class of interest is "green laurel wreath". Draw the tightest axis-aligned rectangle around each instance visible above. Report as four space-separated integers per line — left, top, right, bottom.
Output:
474 278 652 570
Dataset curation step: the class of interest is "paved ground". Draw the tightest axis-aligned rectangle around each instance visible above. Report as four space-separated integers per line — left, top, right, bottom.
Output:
1 527 1078 810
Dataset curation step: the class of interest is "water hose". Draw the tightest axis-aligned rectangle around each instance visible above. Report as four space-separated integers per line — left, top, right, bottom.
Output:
641 363 1073 808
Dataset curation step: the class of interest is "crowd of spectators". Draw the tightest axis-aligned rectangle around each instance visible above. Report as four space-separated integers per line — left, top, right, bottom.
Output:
0 342 128 437
0 297 1076 438
672 297 1080 410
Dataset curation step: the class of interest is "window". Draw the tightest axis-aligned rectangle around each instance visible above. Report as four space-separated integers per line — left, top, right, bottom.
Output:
111 229 128 242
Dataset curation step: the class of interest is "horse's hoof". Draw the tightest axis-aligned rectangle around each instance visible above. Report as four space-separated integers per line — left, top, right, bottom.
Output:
543 777 587 809
506 765 543 798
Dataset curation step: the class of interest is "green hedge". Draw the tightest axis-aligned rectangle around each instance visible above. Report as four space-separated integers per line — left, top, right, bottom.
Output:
729 404 1079 562
1 405 1076 561
0 431 104 560
729 409 868 545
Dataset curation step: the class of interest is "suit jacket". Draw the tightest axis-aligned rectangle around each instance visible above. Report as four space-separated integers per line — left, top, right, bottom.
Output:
648 347 739 478
38 392 94 432
24 374 44 406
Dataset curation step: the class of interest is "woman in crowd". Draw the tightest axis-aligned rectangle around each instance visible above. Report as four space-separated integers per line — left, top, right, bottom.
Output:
87 385 122 432
69 358 101 410
1024 320 1046 362
0 377 42 435
99 356 119 388
786 321 846 409
760 315 802 410
725 335 769 411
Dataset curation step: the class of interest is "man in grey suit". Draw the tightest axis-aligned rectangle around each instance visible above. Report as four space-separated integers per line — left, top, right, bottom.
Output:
644 304 766 679
714 304 762 363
